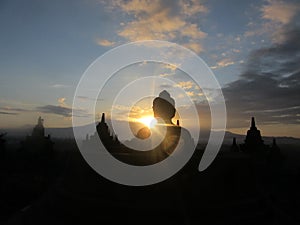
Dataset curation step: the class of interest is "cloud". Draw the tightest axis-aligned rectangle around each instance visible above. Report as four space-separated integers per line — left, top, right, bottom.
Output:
35 98 91 118
50 84 70 88
58 97 66 107
96 38 115 47
36 105 88 118
159 73 172 77
0 106 31 115
176 81 194 90
186 91 195 97
223 26 300 128
232 49 240 53
0 111 18 115
261 0 300 25
261 0 300 43
102 0 208 53
179 0 208 16
164 63 179 71
37 105 72 117
180 24 207 39
210 58 235 69
182 42 203 53
1 107 29 112
235 36 241 42
243 1 300 44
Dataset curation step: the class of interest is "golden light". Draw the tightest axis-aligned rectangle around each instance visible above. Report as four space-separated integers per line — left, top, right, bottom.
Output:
138 116 157 128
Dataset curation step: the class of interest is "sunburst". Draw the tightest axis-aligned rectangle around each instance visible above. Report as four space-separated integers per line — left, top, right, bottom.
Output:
138 116 157 128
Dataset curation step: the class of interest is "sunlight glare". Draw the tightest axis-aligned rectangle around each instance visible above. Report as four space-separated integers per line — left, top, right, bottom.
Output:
138 116 157 128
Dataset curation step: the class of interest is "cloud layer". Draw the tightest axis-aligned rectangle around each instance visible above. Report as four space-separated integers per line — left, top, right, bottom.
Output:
100 0 207 52
224 26 300 128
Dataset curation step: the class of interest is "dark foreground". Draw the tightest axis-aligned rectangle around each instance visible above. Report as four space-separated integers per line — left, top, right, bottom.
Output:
1 141 300 225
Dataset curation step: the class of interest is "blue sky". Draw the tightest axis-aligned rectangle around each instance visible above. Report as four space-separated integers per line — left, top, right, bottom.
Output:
0 0 300 137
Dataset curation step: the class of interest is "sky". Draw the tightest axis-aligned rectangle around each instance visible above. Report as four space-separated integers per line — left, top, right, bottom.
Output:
0 0 300 138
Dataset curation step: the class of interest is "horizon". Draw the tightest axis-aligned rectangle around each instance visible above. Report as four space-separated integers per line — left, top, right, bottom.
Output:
2 115 300 140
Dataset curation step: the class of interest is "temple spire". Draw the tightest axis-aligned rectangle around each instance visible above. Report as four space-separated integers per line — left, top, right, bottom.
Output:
101 113 105 123
251 117 257 130
230 137 239 152
32 116 45 137
241 116 264 152
38 116 44 127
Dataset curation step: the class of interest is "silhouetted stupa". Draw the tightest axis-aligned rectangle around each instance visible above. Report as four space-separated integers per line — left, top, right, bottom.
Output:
83 113 120 151
97 113 116 146
240 117 267 152
21 117 54 155
245 117 264 145
32 116 45 138
230 137 239 152
268 138 283 164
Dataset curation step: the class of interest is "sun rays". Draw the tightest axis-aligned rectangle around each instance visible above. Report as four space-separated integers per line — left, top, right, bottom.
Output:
138 116 157 128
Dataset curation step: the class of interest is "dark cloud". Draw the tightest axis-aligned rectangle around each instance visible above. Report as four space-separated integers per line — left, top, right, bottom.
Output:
0 106 30 112
36 105 88 118
224 27 300 128
0 111 18 115
0 106 31 115
37 105 72 117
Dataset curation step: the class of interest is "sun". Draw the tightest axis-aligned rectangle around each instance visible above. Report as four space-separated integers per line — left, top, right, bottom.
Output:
138 116 157 128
